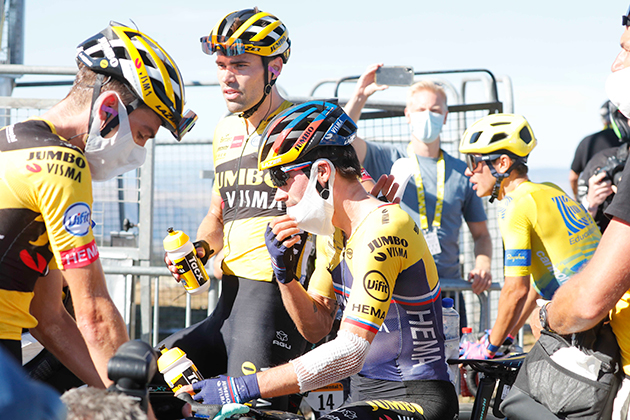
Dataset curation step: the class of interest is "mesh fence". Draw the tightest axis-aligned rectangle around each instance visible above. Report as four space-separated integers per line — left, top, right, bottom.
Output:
2 73 507 335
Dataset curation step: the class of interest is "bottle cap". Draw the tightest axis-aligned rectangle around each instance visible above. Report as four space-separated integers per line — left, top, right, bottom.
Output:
157 346 187 372
462 327 473 334
442 297 454 308
163 228 190 251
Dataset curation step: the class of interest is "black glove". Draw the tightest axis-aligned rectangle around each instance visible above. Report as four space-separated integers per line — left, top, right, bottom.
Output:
193 239 213 265
264 224 306 284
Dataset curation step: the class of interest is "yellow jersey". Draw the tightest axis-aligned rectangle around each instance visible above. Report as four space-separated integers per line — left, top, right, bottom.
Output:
499 181 600 299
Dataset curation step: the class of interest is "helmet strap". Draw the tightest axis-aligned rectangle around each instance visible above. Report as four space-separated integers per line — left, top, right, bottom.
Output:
87 73 106 131
240 57 276 120
486 160 512 203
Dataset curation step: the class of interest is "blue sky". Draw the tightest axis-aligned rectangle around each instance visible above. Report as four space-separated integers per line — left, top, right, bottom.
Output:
16 0 630 169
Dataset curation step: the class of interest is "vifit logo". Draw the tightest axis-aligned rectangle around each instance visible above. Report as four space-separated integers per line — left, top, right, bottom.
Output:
63 202 91 237
552 195 590 235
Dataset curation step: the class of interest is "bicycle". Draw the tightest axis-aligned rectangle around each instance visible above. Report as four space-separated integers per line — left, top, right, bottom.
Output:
449 353 526 420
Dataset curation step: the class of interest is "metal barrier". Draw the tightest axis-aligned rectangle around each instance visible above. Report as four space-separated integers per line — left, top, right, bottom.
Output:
3 65 513 345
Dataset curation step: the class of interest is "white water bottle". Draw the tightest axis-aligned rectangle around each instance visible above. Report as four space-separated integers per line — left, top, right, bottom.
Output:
442 297 460 387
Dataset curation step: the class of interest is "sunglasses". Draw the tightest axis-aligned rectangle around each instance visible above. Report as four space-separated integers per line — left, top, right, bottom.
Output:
200 36 245 56
624 5 630 26
177 109 198 140
464 153 503 172
269 161 312 187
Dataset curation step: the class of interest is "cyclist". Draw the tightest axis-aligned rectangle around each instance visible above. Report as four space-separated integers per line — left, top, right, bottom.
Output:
458 113 601 358
177 101 459 420
160 8 311 405
0 21 195 388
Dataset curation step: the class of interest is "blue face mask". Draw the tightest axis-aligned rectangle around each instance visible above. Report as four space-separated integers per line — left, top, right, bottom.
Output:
409 110 444 144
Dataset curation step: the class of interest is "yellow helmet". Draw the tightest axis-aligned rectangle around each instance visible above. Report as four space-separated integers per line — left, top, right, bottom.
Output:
459 113 536 157
201 8 290 63
76 21 196 141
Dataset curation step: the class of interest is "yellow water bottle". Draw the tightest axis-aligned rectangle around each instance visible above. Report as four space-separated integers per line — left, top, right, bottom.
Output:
163 227 210 294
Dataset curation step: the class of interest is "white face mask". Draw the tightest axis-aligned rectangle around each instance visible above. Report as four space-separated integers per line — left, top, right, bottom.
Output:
84 93 147 182
606 66 630 119
409 110 444 144
287 159 336 236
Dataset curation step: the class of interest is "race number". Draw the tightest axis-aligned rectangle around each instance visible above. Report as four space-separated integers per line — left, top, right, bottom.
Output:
304 382 344 414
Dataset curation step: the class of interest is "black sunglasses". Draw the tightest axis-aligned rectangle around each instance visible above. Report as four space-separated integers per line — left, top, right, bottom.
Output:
623 5 630 26
269 161 312 187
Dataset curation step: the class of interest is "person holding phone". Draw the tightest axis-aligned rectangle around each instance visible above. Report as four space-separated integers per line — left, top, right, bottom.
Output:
344 64 493 328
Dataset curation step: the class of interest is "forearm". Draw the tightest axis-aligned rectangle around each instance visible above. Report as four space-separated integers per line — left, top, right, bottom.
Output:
257 362 301 398
508 286 540 337
196 211 224 256
489 277 529 347
30 311 104 388
344 91 369 123
259 327 371 397
473 235 492 271
76 297 129 386
278 281 336 343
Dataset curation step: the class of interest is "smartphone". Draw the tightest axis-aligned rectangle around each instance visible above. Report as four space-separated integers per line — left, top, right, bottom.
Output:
375 66 414 86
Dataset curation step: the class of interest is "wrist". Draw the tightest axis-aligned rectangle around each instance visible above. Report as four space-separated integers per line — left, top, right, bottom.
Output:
539 301 556 333
234 374 261 404
486 341 500 355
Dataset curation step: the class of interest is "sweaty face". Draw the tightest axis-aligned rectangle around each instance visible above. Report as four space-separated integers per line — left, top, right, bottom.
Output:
215 53 266 114
404 89 448 124
612 27 630 72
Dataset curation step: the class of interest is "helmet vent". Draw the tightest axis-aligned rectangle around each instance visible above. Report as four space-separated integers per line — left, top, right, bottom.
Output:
490 122 510 126
519 127 533 144
469 131 482 144
490 133 508 143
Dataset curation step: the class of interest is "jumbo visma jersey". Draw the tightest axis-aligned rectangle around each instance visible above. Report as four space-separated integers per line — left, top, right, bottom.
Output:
212 101 312 282
0 119 97 340
499 181 600 299
309 204 449 382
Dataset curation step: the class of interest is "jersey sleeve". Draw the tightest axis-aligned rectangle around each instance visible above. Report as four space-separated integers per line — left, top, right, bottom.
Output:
499 194 534 277
11 145 97 270
307 233 338 300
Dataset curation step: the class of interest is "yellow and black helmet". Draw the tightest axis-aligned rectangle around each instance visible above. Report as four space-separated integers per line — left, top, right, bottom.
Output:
76 21 196 141
459 113 536 157
201 8 290 63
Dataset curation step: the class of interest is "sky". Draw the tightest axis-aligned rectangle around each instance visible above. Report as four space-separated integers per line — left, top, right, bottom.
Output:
13 0 630 169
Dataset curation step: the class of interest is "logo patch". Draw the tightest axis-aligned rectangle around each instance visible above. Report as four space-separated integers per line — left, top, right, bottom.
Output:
60 239 99 269
231 135 244 149
19 250 47 274
26 163 41 173
363 270 390 302
505 249 531 267
63 202 92 237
